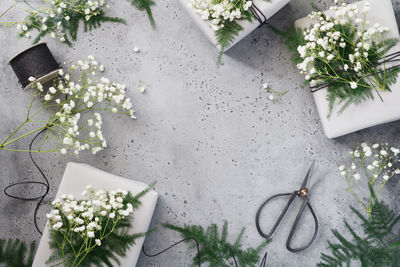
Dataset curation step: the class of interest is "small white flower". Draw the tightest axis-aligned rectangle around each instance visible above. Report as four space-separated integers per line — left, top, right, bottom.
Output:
28 76 36 82
353 173 360 180
49 87 57 94
60 148 67 154
95 239 101 246
350 82 358 89
133 46 140 53
52 222 63 230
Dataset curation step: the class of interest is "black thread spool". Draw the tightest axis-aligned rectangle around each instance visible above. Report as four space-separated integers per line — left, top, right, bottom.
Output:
9 43 61 90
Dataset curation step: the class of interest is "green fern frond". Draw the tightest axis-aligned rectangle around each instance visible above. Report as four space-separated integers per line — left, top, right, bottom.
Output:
130 0 156 28
215 20 243 64
270 25 304 65
163 221 270 267
318 199 400 267
0 239 36 267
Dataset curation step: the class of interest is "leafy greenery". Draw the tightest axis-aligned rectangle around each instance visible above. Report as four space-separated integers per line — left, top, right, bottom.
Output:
47 186 154 267
318 194 400 267
164 221 270 267
194 0 271 64
2 0 157 46
16 0 127 46
216 20 244 64
274 8 400 115
130 0 156 28
270 25 305 66
0 239 36 267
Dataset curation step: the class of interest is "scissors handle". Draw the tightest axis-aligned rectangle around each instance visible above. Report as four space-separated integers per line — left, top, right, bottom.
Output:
286 197 318 252
255 192 297 239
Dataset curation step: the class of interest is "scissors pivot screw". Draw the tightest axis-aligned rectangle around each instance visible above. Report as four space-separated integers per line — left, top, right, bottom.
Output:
299 189 308 197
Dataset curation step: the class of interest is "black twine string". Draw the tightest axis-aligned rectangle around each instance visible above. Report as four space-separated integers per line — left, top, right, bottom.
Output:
3 128 49 235
142 237 268 267
249 3 267 25
309 51 400 93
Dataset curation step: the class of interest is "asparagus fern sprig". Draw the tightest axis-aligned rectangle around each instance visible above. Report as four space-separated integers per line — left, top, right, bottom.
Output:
318 197 400 266
0 0 157 46
0 239 36 267
130 0 156 28
164 221 270 266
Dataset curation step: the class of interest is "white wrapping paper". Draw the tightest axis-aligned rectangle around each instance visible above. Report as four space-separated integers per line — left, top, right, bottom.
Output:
179 0 290 51
295 0 400 138
32 162 158 267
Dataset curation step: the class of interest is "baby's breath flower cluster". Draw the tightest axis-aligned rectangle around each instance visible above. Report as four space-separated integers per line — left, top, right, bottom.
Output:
0 56 136 155
190 0 253 31
294 1 400 114
46 186 139 266
263 83 287 103
1 0 125 45
189 0 268 63
339 142 400 217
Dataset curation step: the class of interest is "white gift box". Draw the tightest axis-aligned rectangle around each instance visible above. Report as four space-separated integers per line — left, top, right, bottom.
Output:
295 0 400 138
32 162 158 267
179 0 290 51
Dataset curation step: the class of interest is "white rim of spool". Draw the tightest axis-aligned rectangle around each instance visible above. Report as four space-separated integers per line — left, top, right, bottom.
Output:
23 69 63 90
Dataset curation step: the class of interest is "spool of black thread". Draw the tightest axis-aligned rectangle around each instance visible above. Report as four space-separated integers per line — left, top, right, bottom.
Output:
8 43 61 89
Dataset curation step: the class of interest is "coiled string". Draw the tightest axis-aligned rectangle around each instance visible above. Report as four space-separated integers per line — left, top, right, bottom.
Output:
142 236 268 267
3 128 49 235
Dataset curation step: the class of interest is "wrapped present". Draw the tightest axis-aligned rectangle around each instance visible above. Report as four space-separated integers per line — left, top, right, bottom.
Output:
295 0 400 138
32 162 158 267
179 0 290 52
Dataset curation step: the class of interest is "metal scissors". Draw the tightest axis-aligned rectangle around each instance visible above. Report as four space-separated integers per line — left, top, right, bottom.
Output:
255 162 319 252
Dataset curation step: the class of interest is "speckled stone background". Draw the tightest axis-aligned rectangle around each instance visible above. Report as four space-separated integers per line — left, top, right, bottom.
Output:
0 0 400 266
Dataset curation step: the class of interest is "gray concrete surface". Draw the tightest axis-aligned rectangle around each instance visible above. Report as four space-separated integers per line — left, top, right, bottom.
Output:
1 0 400 266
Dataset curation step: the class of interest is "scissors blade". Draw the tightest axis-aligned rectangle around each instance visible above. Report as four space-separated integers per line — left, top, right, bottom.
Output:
300 161 315 190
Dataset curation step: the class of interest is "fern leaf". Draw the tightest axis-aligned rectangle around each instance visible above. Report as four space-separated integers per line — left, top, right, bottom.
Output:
130 0 156 27
215 20 243 64
0 239 36 267
163 221 269 267
318 199 400 266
